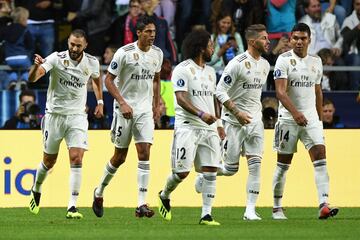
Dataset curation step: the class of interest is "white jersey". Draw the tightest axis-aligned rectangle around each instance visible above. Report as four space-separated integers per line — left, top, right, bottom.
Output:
274 49 323 122
41 50 100 115
172 59 217 131
108 42 163 115
216 51 270 125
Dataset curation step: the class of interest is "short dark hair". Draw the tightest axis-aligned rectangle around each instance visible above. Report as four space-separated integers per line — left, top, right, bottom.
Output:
136 15 156 31
181 29 211 60
317 48 333 63
70 29 88 42
19 90 36 102
323 98 334 106
291 23 311 38
245 24 267 40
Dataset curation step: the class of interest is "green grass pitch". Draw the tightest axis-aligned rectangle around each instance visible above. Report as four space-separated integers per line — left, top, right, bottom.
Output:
0 207 359 239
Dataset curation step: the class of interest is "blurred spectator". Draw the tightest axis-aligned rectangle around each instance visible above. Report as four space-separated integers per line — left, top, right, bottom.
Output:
263 33 291 90
261 97 278 129
266 0 296 46
299 0 343 57
175 0 212 51
317 48 350 90
0 0 12 87
322 98 344 128
66 0 113 58
86 104 110 129
15 0 55 57
319 0 346 26
212 0 265 46
2 6 34 90
101 44 117 91
2 89 41 129
208 12 245 81
154 97 172 129
154 0 176 38
159 58 175 128
341 0 360 90
141 0 177 64
110 0 141 46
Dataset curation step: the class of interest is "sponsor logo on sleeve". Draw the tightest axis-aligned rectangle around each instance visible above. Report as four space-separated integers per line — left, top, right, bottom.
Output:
177 79 185 87
274 69 282 78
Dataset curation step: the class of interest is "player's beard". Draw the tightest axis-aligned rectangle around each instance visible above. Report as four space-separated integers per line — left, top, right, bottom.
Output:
69 50 83 61
203 52 212 62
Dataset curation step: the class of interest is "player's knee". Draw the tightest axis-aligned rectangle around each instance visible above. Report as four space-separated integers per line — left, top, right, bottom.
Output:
43 154 57 169
111 155 126 167
176 172 189 179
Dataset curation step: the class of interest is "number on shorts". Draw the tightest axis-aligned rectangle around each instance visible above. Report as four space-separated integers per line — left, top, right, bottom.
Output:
223 140 228 150
44 130 48 141
176 147 186 160
116 126 122 137
280 130 290 142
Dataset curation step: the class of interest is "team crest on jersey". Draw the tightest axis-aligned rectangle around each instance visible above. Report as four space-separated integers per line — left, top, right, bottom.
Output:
311 66 316 73
63 60 69 67
133 53 139 61
224 75 232 85
190 67 195 75
111 61 118 70
263 70 267 76
153 60 157 67
177 79 185 87
84 67 89 76
290 59 296 66
245 61 251 69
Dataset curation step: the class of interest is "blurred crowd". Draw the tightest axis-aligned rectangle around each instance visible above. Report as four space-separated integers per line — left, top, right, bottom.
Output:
0 0 359 129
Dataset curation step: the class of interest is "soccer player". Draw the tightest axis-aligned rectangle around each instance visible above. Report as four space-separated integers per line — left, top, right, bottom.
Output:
271 23 339 220
92 15 163 218
28 29 104 219
211 24 270 220
158 29 223 225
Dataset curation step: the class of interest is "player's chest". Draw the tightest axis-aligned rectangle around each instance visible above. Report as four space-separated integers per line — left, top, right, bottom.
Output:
125 52 159 71
57 60 91 82
239 61 267 85
187 68 215 91
287 59 318 83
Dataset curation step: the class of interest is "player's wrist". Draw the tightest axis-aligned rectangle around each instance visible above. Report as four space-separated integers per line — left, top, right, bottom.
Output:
197 111 205 119
216 119 223 128
97 99 104 105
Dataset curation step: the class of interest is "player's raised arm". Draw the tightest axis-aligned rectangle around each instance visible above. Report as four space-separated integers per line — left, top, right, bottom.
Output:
105 72 133 119
275 78 308 126
28 54 46 82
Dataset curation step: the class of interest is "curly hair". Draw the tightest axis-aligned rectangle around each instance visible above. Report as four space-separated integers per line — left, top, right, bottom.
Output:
181 29 211 60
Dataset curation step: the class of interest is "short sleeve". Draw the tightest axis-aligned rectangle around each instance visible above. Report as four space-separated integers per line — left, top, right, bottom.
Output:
41 52 58 73
273 55 288 80
91 59 100 79
156 50 164 73
108 48 124 76
315 58 323 85
172 65 188 92
216 59 240 104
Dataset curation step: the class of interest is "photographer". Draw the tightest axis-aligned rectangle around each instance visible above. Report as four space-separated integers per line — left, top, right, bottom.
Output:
2 89 41 129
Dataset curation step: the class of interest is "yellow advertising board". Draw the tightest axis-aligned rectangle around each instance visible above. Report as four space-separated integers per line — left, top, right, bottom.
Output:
0 130 359 208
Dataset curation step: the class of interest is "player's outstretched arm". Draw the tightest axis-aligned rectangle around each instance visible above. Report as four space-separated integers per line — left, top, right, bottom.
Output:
92 76 104 118
105 72 133 119
275 78 308 126
28 54 46 83
175 91 217 125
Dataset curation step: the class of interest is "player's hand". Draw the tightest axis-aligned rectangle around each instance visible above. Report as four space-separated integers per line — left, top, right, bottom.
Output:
217 127 226 140
234 111 252 125
152 105 161 122
33 54 45 66
293 111 308 127
94 104 104 118
200 112 217 125
119 102 133 119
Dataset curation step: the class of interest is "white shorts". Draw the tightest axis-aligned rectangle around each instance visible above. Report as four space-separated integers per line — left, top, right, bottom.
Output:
110 111 154 148
222 121 264 165
171 127 221 173
273 119 325 154
41 113 88 154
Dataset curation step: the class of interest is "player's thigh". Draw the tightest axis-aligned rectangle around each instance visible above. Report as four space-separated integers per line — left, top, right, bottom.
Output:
64 114 89 150
133 112 155 144
194 130 221 172
222 122 244 165
110 112 133 148
243 121 264 157
273 121 299 154
300 120 325 151
171 128 197 173
41 113 65 154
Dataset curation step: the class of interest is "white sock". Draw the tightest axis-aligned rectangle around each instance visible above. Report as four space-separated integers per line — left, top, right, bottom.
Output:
201 172 217 218
217 162 238 176
96 161 118 197
32 162 49 193
137 160 150 207
68 165 82 210
313 159 329 204
273 162 290 208
246 157 261 213
161 173 182 199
